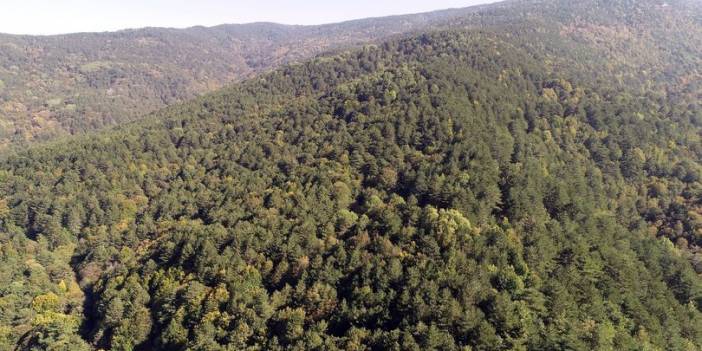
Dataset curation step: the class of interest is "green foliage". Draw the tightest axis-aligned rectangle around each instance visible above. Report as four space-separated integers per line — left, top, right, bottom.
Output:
0 0 701 350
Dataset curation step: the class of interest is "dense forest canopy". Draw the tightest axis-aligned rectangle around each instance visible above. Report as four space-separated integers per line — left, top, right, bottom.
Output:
0 0 701 350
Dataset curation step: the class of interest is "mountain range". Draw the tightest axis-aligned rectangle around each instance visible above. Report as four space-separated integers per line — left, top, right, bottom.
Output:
0 5 496 147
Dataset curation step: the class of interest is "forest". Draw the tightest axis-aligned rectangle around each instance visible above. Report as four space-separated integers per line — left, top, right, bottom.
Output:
0 0 701 350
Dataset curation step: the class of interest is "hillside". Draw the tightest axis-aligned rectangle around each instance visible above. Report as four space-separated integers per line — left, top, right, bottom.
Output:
0 0 701 350
0 5 496 148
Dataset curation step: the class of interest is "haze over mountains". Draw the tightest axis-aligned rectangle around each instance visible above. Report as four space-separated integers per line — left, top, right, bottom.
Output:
0 0 701 350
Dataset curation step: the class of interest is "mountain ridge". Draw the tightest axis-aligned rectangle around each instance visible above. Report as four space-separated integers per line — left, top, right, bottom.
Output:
0 2 504 148
2 0 696 148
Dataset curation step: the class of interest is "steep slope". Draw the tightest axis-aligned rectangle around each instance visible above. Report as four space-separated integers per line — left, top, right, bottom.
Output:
0 0 701 350
0 5 495 147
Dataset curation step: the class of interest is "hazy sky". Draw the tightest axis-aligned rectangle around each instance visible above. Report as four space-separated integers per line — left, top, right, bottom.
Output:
0 0 498 35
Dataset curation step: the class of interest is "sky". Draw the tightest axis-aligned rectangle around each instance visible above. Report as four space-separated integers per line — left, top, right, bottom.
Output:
0 0 498 36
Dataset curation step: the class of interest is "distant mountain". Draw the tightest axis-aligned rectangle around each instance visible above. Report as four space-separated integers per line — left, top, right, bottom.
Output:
1 0 701 350
0 5 497 147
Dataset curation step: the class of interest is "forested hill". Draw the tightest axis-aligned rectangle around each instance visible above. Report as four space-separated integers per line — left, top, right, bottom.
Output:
0 5 495 148
1 0 702 350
